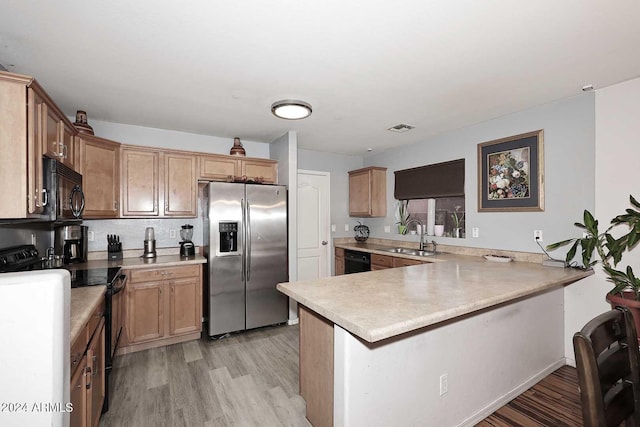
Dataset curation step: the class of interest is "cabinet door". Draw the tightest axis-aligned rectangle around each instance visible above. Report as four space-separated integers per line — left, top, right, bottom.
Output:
70 356 87 427
164 152 197 216
121 148 160 217
335 256 345 276
42 102 62 159
59 121 75 169
87 319 105 427
27 88 45 214
79 136 120 218
127 281 165 343
349 169 372 216
199 154 239 181
241 158 278 184
169 277 202 336
348 167 386 217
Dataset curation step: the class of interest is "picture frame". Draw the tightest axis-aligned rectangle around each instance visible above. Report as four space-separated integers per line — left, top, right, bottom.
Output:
477 129 544 212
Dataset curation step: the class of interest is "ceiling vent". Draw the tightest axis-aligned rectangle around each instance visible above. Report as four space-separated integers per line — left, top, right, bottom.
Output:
387 123 415 133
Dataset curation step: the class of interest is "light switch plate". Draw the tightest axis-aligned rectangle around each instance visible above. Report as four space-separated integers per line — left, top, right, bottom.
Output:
344 224 349 231
384 225 391 233
331 224 336 232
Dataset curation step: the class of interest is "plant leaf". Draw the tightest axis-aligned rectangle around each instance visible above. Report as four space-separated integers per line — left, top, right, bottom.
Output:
566 240 580 263
546 239 575 251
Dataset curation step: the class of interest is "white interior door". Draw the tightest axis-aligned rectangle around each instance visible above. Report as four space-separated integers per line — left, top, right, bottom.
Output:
297 170 331 281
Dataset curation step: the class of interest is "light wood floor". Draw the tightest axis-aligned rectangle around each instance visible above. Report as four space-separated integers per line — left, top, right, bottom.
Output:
99 324 311 427
100 324 583 427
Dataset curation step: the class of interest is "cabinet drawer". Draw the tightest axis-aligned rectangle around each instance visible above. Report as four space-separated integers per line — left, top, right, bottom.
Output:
393 258 424 267
129 265 200 283
371 254 393 268
87 299 105 342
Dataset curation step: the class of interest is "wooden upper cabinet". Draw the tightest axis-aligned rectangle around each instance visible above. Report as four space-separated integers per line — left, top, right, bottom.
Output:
241 158 278 184
349 166 387 217
121 148 160 217
78 135 120 218
199 154 240 181
164 152 197 216
121 146 197 218
198 154 277 184
41 98 76 169
0 73 47 219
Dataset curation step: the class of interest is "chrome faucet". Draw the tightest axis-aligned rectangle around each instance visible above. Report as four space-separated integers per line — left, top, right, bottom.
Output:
429 240 438 254
406 219 426 251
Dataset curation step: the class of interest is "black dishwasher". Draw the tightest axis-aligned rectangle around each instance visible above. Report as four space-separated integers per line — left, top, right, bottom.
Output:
344 250 371 274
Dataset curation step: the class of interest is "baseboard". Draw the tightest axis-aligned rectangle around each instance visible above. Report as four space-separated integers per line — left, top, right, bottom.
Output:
457 358 567 427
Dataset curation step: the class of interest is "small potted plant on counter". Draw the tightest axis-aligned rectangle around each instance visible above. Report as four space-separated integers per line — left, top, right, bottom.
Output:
396 200 410 235
547 195 640 340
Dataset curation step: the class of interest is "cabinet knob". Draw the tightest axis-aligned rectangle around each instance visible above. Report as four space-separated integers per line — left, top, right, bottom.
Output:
322 241 328 246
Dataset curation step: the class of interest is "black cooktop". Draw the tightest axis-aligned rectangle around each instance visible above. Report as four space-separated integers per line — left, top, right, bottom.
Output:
0 244 120 288
68 267 121 288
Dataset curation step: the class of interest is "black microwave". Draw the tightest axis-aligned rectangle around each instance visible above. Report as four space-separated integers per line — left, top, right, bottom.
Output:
43 158 85 223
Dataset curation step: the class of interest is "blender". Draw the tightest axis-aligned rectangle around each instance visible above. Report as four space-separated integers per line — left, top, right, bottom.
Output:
180 224 195 257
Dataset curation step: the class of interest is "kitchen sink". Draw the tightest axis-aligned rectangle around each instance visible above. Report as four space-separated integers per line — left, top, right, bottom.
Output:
382 247 435 257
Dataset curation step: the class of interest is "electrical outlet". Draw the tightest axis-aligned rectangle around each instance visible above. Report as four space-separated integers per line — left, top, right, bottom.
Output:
31 233 36 245
88 231 95 242
534 230 543 242
472 228 479 238
384 225 391 233
439 373 448 396
169 229 177 239
331 224 336 232
344 224 349 232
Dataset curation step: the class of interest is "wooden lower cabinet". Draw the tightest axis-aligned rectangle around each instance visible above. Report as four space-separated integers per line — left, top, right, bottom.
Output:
122 265 202 353
334 248 345 276
300 305 334 427
371 253 393 270
70 300 105 427
393 257 425 267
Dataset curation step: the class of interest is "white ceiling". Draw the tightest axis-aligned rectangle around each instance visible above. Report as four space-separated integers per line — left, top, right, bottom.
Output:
1 1 639 155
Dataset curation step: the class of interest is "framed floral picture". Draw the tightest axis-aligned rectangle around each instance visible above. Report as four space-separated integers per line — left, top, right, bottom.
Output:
477 130 544 212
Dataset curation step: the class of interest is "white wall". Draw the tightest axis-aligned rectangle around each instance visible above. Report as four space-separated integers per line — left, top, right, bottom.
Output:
297 149 363 240
563 77 640 361
271 131 299 320
363 94 596 254
85 119 270 157
334 287 565 426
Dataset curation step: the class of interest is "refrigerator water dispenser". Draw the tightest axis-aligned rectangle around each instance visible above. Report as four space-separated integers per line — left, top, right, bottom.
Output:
219 221 238 254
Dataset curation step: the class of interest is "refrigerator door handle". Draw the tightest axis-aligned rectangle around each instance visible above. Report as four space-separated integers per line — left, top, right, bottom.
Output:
246 199 251 281
241 198 246 282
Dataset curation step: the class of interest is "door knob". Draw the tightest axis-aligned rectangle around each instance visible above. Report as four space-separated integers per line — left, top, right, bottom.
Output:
321 241 328 246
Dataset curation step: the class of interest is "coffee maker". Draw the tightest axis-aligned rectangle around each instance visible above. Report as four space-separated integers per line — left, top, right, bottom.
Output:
54 225 88 264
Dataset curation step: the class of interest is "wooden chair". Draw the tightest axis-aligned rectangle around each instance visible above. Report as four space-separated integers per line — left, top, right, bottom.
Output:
574 307 640 426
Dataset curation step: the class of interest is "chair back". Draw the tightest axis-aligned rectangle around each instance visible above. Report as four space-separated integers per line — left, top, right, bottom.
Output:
574 306 640 427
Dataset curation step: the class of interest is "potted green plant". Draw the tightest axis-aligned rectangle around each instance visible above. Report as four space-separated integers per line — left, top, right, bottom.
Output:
547 195 640 338
396 200 410 235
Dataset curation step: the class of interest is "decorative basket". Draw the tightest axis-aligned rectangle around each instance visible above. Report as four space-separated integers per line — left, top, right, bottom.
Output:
354 222 369 242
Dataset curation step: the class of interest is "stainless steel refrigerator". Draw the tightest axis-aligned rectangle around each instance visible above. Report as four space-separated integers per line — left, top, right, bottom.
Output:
204 182 288 336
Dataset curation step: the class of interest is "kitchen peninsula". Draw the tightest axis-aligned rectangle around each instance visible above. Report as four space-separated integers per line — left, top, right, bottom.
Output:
277 248 592 427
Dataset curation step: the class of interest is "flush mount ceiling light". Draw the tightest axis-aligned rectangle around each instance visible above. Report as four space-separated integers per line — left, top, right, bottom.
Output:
271 100 312 120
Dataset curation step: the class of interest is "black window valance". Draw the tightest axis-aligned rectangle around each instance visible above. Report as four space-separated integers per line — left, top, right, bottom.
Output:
394 158 465 200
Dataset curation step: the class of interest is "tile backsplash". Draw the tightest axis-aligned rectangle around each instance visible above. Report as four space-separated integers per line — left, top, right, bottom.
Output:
83 217 203 252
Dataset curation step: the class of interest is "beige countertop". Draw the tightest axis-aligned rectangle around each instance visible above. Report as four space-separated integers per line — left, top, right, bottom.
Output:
69 254 206 344
70 286 105 344
71 254 206 271
277 246 593 343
